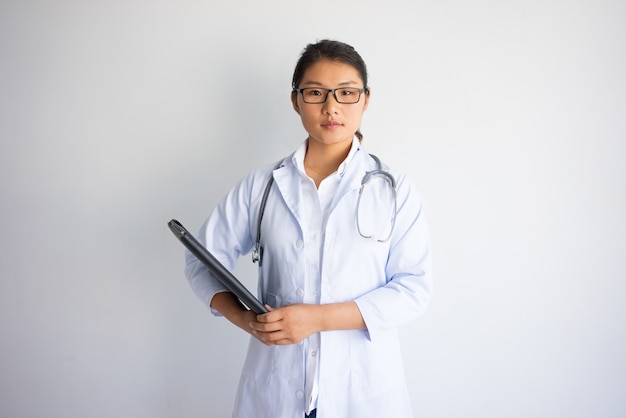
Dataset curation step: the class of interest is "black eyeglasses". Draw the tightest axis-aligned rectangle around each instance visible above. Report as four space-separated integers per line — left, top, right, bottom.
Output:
294 87 366 104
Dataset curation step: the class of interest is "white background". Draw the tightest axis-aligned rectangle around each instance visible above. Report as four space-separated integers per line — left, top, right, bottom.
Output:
1 1 625 417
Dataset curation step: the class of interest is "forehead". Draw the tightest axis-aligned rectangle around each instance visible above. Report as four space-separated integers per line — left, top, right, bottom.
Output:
300 59 363 87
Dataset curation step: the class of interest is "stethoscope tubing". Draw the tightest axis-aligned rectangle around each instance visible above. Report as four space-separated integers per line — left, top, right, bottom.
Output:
252 154 397 264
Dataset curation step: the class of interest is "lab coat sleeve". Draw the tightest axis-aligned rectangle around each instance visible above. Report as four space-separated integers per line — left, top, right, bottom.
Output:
184 172 258 315
354 174 433 341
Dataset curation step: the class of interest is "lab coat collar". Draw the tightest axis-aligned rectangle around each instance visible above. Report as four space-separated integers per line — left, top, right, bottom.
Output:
272 138 374 225
291 137 362 179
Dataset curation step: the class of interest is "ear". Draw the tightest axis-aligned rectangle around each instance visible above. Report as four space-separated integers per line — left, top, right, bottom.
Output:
291 91 300 114
362 87 371 111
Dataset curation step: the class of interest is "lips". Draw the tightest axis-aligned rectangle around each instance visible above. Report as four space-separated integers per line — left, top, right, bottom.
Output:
322 120 342 128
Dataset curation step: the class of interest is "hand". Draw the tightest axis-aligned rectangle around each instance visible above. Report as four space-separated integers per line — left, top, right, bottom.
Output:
249 304 322 346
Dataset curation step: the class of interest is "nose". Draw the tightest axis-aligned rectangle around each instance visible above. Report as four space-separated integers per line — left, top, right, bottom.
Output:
322 91 340 113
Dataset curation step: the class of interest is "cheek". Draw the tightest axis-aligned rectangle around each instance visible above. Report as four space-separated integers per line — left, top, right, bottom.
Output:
299 107 319 124
346 108 366 125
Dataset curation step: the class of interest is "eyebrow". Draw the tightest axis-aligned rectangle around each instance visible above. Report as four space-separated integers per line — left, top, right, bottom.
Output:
300 80 361 87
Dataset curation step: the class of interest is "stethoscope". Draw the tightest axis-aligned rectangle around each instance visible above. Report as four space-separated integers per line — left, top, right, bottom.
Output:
252 154 397 265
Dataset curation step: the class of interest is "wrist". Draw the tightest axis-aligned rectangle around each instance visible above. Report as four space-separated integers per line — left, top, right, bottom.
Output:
319 302 366 332
211 292 247 321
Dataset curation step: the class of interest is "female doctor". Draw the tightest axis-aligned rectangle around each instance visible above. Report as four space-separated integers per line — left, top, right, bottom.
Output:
185 40 432 418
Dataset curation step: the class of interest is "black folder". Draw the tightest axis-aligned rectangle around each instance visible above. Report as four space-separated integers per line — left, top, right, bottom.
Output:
168 219 268 314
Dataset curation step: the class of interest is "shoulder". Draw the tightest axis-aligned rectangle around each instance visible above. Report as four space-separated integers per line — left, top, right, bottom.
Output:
357 151 407 184
235 152 295 196
364 152 424 204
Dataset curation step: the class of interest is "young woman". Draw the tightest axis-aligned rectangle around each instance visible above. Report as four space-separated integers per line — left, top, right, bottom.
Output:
185 40 433 418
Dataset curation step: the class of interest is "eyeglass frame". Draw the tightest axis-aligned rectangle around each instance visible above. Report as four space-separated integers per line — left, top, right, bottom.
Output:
293 87 367 104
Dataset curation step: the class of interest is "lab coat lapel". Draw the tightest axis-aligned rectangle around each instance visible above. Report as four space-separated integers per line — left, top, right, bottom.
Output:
271 161 305 229
328 149 369 214
271 149 372 223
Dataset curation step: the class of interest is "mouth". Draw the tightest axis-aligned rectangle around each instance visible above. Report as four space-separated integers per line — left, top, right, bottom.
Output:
321 121 343 128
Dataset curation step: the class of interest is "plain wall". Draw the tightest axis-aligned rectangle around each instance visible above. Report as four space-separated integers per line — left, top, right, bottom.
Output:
1 0 625 417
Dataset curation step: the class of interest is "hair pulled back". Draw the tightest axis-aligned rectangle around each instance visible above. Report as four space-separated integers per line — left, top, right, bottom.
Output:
292 40 369 141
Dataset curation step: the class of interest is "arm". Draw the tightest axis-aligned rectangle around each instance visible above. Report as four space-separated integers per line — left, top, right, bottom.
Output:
185 169 265 315
210 291 258 336
249 301 366 346
354 177 433 340
209 292 357 346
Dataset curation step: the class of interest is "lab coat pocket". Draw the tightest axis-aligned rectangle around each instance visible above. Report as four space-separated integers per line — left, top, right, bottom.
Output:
349 329 404 396
241 338 276 383
265 293 281 309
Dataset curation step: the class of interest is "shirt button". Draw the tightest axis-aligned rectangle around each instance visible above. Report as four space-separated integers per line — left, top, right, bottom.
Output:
311 234 317 241
296 390 304 399
296 288 304 298
311 350 317 357
296 239 303 248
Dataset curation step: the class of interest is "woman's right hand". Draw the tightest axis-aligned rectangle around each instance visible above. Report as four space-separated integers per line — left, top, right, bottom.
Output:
210 292 270 343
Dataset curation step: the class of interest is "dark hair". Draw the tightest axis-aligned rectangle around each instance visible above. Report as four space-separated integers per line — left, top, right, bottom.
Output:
292 40 369 141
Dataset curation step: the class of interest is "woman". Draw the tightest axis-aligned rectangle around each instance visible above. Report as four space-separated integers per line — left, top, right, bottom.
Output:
185 39 432 418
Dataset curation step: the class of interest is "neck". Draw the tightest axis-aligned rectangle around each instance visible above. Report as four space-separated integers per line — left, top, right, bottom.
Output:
304 138 352 186
305 141 350 172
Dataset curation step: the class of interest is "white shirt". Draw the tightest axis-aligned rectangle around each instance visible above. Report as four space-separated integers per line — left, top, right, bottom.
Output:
185 138 433 418
292 139 360 414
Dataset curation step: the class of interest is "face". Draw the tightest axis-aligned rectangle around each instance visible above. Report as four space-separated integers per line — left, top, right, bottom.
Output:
291 59 369 149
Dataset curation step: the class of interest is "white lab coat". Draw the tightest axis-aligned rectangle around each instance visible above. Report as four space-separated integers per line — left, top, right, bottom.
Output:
185 142 432 418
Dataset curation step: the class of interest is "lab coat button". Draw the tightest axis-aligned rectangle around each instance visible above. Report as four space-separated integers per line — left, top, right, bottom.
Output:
296 239 303 248
296 390 304 399
296 288 304 298
311 350 317 357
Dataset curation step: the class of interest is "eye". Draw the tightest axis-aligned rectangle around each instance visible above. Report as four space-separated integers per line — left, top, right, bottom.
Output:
305 88 323 96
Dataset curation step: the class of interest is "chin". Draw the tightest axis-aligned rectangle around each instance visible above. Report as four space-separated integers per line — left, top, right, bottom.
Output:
310 133 353 146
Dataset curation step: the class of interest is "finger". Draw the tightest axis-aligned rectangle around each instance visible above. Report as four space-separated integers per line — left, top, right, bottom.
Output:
249 320 282 333
271 336 301 345
256 309 282 323
251 330 275 346
256 305 274 321
253 329 284 344
262 331 289 344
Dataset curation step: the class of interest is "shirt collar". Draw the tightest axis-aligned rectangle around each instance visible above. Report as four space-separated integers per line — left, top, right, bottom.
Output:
292 137 362 178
